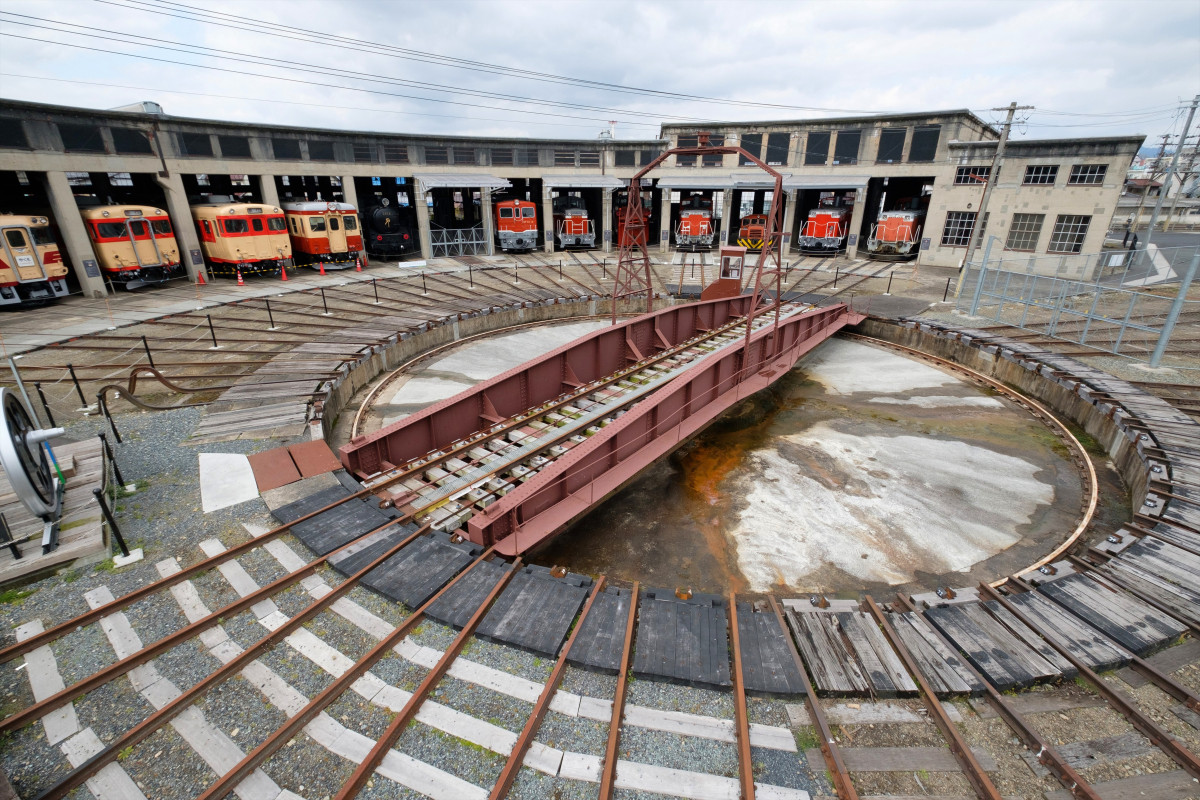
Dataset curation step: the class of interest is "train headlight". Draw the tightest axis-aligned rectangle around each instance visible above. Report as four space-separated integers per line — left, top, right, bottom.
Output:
101 211 111 217
0 287 13 299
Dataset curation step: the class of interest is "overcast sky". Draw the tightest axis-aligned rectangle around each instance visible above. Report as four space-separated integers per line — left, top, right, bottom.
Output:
0 0 1196 146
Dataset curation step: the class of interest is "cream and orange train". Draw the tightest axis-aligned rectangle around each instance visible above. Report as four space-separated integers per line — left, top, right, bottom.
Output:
0 214 69 305
282 201 365 269
80 205 184 289
190 201 292 277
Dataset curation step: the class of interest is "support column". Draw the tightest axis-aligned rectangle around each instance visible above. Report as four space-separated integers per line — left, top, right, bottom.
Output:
341 175 359 209
414 181 432 260
155 172 206 283
781 189 798 258
541 183 554 253
658 189 672 254
42 171 106 298
259 175 280 208
481 187 495 256
601 189 613 253
846 190 868 260
720 188 734 245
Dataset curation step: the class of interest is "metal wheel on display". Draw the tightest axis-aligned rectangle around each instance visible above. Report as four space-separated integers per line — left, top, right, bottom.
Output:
0 388 66 554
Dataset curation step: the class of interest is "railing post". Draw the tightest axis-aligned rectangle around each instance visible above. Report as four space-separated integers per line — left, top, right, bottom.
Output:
93 488 130 558
266 298 277 328
67 364 88 408
968 235 997 316
1149 251 1200 367
207 314 219 348
141 335 155 369
34 382 55 428
98 432 125 486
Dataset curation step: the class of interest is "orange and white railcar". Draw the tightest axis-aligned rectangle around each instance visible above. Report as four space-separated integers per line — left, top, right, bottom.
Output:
190 201 292 277
675 195 714 250
797 207 850 254
552 196 595 248
283 201 365 269
0 214 69 305
81 205 184 289
866 210 924 261
494 198 538 252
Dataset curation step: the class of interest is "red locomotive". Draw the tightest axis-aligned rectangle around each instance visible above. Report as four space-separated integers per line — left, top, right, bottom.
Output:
614 188 652 248
736 213 768 251
675 194 714 250
552 196 595 249
867 209 924 261
797 207 851 254
494 198 538 251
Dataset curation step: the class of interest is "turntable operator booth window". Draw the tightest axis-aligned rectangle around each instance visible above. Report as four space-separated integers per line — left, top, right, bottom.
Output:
719 245 746 279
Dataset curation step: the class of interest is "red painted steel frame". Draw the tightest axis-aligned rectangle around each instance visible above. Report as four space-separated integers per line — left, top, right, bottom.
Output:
340 294 762 476
476 303 863 554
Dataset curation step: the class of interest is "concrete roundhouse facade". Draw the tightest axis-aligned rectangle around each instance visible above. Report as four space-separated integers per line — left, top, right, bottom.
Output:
0 100 1142 299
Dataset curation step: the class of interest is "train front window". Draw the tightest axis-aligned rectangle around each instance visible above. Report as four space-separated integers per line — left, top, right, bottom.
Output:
251 218 263 232
30 227 55 245
151 220 172 236
521 207 535 217
223 218 248 234
499 207 513 218
268 217 286 232
96 222 126 238
4 230 24 248
129 221 148 237
329 216 341 231
309 217 326 232
343 216 357 230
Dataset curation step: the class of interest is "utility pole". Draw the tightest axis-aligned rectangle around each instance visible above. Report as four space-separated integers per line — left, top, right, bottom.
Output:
1132 133 1171 228
1163 134 1198 233
1146 94 1199 248
963 102 1035 266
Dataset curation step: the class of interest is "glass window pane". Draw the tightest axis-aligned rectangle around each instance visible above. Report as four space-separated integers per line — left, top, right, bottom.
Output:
908 126 940 162
833 131 861 165
223 218 248 233
251 218 263 232
805 132 830 165
268 217 286 231
1005 213 1044 250
329 216 340 231
877 128 905 163
343 215 357 230
309 217 326 231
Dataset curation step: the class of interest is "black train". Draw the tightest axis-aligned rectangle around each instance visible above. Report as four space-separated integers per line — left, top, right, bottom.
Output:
361 199 417 259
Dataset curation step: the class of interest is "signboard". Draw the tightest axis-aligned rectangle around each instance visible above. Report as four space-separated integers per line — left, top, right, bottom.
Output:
82 259 100 278
189 249 203 266
371 177 381 186
782 232 791 241
15 255 34 267
847 234 858 247
660 230 669 241
920 237 931 251
603 229 611 242
670 191 681 203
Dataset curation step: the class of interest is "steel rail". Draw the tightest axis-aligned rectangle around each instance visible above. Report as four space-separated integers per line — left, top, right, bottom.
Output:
194 549 509 800
894 593 1101 800
31 523 429 800
998 575 1199 714
844 332 1100 583
487 577 608 800
727 595 755 800
1064 554 1200 637
978 583 1200 780
0 511 414 735
598 580 639 800
767 597 857 800
862 596 1002 800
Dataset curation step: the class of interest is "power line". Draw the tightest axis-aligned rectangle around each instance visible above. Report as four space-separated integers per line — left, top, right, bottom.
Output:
0 73 661 131
98 0 887 115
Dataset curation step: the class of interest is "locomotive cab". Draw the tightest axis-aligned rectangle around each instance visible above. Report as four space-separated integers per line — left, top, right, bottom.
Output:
362 199 415 259
552 195 595 249
675 194 714 251
80 205 184 290
797 207 850 254
494 199 537 252
737 213 768 252
0 214 69 306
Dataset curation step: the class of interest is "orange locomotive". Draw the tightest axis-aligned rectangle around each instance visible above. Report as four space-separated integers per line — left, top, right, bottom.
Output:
190 200 292 277
283 201 365 269
80 205 184 289
494 198 538 252
0 214 69 305
736 213 768 251
552 196 595 249
675 194 714 250
866 210 924 261
797 207 851 254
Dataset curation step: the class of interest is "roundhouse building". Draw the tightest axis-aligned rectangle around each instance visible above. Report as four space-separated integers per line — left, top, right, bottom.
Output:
0 99 1142 298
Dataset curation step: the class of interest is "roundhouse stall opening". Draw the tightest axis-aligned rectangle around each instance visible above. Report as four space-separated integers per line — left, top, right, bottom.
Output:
0 213 69 305
283 200 365 269
189 200 292 277
860 176 935 261
416 173 511 258
493 197 538 252
274 174 347 204
498 177 544 251
793 186 859 255
613 182 658 249
79 205 184 289
355 176 417 261
729 186 783 252
545 177 615 251
671 191 717 251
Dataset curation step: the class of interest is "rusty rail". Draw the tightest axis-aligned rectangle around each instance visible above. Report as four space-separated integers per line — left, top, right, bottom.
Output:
598 580 639 800
727 596 755 800
894 593 1100 799
767 597 857 800
863 596 1002 800
979 583 1200 780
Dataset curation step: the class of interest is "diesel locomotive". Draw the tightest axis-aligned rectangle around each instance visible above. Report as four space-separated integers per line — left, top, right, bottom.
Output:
80 205 184 289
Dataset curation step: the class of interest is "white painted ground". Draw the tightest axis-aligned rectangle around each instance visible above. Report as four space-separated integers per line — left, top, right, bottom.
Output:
380 320 610 425
198 452 259 513
729 338 1055 591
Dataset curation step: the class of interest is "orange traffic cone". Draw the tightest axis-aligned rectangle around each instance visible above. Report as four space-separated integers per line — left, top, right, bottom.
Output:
236 270 244 286
319 262 326 276
280 266 288 282
196 271 207 286
355 256 362 272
